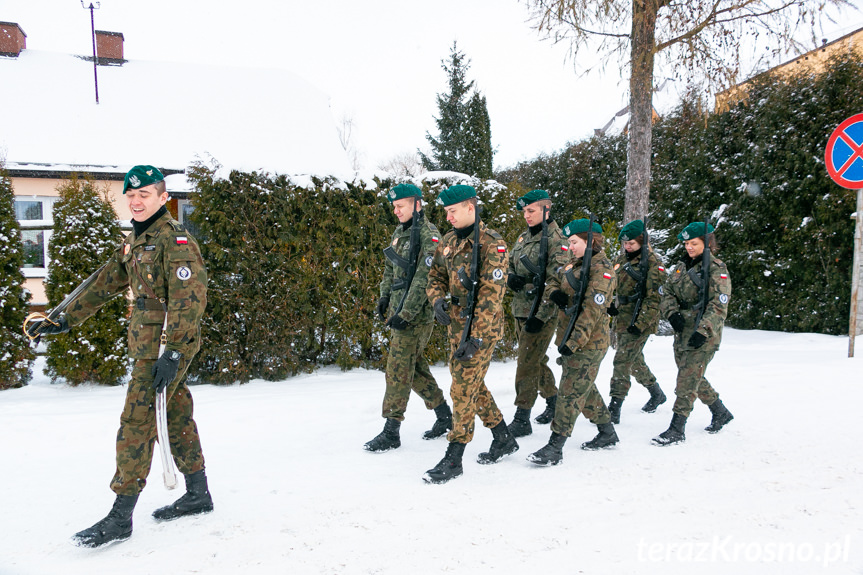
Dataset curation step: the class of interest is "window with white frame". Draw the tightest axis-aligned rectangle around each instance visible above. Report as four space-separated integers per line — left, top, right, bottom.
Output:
14 197 55 277
177 199 201 239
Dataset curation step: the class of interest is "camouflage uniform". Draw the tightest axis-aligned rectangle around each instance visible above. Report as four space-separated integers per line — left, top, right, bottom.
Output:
63 210 207 496
427 220 508 444
660 254 732 417
548 249 617 437
508 220 569 409
609 248 664 399
379 213 446 421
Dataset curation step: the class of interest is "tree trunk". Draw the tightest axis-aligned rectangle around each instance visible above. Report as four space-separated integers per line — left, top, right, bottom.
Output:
625 0 659 224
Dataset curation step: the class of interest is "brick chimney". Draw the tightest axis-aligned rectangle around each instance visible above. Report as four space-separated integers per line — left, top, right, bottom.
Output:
95 30 124 62
0 21 26 57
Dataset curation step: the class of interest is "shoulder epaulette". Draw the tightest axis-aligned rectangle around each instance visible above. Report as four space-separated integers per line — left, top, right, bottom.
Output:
486 228 504 241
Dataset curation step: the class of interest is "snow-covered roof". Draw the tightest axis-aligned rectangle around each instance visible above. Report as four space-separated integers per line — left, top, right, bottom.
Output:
0 50 353 182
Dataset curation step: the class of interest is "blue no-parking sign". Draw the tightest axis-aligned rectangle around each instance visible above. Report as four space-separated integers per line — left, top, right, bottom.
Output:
826 113 863 189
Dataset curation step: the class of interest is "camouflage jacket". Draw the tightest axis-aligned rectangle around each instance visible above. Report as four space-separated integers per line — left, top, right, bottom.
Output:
507 219 569 323
660 254 731 351
611 247 665 334
379 212 441 325
427 220 507 344
550 249 616 353
63 211 207 360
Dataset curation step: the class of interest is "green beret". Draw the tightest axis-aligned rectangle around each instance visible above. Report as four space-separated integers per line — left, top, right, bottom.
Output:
386 183 422 202
677 221 715 241
516 189 549 210
562 218 603 237
123 165 164 194
619 219 645 241
436 185 476 207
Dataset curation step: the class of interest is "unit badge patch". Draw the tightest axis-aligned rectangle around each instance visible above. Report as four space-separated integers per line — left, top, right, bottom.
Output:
492 268 504 280
594 293 606 305
425 255 433 267
443 246 451 257
719 293 729 304
658 285 664 296
176 266 192 281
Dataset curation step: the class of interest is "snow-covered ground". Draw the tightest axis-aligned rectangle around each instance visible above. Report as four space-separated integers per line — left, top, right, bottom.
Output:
1 328 860 575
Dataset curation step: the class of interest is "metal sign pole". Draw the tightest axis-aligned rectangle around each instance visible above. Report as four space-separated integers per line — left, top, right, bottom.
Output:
850 188 863 357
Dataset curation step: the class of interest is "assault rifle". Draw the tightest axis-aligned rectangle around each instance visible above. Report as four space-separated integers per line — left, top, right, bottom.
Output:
692 216 711 333
626 217 650 331
558 212 595 354
519 205 549 324
456 205 483 353
382 198 421 319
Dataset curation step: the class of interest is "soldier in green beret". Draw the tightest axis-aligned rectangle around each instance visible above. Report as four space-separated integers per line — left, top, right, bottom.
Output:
423 185 517 483
364 183 452 452
505 190 568 437
26 165 213 547
653 222 734 446
606 219 667 424
528 218 619 466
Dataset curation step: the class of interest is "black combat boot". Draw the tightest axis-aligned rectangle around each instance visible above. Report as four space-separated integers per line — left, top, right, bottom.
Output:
705 399 734 433
363 418 401 452
508 407 533 438
72 493 138 548
534 395 557 424
422 402 452 440
581 422 619 450
652 413 687 446
641 383 667 413
608 397 623 424
423 442 466 484
526 432 568 466
476 421 519 464
152 469 214 522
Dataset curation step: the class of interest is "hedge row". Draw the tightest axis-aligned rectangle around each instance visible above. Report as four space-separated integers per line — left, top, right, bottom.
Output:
184 165 526 384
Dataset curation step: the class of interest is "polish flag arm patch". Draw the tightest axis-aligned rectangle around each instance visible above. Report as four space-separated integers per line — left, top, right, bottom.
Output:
720 273 728 279
497 245 506 253
176 236 188 245
560 245 569 251
603 272 612 279
431 236 440 243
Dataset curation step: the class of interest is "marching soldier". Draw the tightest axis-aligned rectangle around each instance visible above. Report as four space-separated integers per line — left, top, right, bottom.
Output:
653 221 734 446
365 183 452 452
26 166 213 547
606 219 667 424
505 190 567 437
423 185 517 484
528 218 619 466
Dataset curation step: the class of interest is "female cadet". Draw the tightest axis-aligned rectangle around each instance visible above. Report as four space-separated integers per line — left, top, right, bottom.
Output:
606 219 667 424
527 218 619 466
653 221 734 446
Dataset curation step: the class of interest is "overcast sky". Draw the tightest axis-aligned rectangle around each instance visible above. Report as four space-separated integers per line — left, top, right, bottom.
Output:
3 0 861 172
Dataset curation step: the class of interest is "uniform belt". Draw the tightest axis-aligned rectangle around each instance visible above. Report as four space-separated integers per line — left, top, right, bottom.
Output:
136 296 165 311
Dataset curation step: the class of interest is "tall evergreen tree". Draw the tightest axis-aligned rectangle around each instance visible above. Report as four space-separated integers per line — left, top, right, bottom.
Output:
420 42 494 179
44 175 128 386
0 163 34 390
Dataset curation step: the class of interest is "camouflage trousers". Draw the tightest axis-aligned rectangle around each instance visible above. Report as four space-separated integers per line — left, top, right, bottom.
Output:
551 348 610 437
111 357 205 496
671 341 720 418
447 333 504 444
381 323 446 421
609 329 657 399
513 317 558 409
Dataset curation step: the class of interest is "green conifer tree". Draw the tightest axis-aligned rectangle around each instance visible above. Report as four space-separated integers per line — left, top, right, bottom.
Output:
0 163 34 389
44 175 128 386
420 42 494 178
